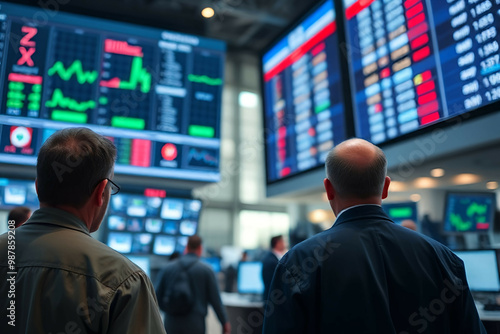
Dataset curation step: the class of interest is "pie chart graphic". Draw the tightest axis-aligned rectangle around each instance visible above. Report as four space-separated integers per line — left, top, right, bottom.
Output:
10 126 33 148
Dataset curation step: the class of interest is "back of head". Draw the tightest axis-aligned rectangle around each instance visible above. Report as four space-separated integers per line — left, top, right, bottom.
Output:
8 206 31 228
187 235 202 252
270 235 283 250
325 138 387 199
36 127 117 208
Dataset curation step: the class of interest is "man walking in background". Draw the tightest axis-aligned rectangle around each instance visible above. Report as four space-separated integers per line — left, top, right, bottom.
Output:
0 127 165 333
261 235 287 303
263 138 486 333
156 235 231 334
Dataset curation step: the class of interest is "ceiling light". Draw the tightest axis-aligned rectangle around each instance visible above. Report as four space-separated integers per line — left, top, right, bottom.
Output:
430 168 445 178
414 177 438 189
389 181 407 192
201 7 215 18
452 173 481 185
487 181 499 190
308 209 329 223
238 91 259 108
410 194 421 202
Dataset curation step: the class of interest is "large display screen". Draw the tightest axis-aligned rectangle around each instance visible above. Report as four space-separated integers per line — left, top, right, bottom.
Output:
0 2 225 182
0 177 38 208
344 0 500 144
262 0 347 183
103 192 202 256
382 201 418 225
443 192 496 233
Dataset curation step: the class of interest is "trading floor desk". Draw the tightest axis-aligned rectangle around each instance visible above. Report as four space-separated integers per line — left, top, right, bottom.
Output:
221 292 264 334
476 303 500 334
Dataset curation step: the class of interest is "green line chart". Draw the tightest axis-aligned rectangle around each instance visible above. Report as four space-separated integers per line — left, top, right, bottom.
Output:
188 74 223 86
45 88 96 112
48 60 98 85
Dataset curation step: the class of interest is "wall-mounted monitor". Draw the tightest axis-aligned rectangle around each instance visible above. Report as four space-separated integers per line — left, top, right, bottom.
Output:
382 201 418 225
237 261 264 295
261 0 348 184
0 177 38 209
103 191 202 256
0 2 225 182
125 255 151 277
343 0 500 145
453 249 500 292
443 192 496 233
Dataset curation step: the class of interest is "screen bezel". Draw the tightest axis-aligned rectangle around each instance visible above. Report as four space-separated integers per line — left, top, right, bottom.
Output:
442 191 497 235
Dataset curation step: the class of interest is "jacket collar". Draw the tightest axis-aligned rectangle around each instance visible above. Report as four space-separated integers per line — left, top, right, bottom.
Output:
23 207 91 236
332 205 393 228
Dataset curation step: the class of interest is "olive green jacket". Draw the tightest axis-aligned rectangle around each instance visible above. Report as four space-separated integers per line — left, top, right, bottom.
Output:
0 207 165 334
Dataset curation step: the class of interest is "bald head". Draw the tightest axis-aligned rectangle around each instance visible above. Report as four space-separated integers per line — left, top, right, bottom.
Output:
325 138 387 199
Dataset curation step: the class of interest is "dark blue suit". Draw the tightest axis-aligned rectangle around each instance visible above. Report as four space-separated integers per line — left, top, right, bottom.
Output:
263 205 486 334
261 251 279 302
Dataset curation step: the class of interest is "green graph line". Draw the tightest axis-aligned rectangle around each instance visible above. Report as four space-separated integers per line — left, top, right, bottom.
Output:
466 202 488 217
48 60 98 85
45 89 96 112
120 57 151 93
449 213 473 231
188 74 223 86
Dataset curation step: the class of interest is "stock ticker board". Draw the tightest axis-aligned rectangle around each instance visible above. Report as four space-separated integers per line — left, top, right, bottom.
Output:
0 2 225 182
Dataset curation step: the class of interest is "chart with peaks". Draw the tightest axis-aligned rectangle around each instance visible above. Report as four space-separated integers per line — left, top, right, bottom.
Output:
0 3 226 182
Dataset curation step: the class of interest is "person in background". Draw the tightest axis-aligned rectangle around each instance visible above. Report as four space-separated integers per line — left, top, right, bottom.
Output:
263 138 486 334
169 251 181 261
401 219 417 231
8 205 31 228
0 127 165 333
261 235 287 303
155 235 231 334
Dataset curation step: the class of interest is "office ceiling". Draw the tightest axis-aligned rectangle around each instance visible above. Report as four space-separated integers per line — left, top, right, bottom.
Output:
10 0 319 53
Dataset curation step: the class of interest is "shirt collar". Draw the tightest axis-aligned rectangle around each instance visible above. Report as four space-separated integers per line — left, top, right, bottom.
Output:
335 204 382 222
24 207 91 236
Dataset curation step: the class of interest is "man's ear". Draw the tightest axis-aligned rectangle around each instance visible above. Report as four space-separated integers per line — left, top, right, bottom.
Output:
323 178 335 200
35 178 39 195
92 179 108 207
382 176 391 199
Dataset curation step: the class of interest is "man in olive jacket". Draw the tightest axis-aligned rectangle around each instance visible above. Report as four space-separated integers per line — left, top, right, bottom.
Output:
0 128 165 333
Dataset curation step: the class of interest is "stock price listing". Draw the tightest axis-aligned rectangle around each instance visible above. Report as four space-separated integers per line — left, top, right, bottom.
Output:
0 3 225 182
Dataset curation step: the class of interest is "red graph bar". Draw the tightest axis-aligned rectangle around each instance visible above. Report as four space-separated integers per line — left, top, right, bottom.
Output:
418 91 437 105
421 112 440 125
311 43 326 57
100 77 121 89
418 100 439 117
404 0 420 9
406 2 423 20
408 12 426 29
8 73 42 85
408 22 429 41
413 46 431 62
421 70 432 82
416 80 435 95
104 39 144 57
477 223 490 230
346 0 376 20
410 33 429 50
381 68 391 78
131 139 151 167
264 21 337 82
281 167 291 177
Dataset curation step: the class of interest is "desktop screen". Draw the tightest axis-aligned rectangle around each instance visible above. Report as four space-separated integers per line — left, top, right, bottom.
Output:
262 0 347 183
443 192 496 233
126 255 151 277
237 261 264 295
104 192 202 256
343 0 500 144
0 2 225 182
382 201 418 225
202 257 222 273
0 177 38 208
453 250 500 292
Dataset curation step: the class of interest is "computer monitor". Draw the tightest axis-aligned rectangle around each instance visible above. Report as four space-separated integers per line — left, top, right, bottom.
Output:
237 261 264 295
453 250 500 292
443 192 497 233
126 255 151 277
382 202 418 225
202 257 222 273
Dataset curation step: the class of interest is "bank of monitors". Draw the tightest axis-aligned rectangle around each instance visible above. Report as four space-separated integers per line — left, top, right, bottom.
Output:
453 249 500 292
443 192 496 233
343 0 500 144
382 201 418 225
104 192 202 256
0 3 225 182
262 0 347 183
237 261 265 295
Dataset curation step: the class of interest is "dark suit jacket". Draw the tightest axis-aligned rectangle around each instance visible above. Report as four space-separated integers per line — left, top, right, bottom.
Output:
263 205 486 334
261 250 279 301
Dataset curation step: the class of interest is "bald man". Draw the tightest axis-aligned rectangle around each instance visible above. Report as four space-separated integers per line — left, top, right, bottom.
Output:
263 139 485 334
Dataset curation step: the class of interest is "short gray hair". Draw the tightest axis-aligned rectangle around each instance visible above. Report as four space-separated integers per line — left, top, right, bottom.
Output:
325 143 387 199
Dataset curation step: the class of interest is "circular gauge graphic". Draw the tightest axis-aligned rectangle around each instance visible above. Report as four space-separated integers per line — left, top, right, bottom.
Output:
161 143 178 161
10 126 33 148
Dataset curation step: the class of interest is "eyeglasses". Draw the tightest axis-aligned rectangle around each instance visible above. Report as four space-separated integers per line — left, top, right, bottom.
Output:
105 178 120 195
